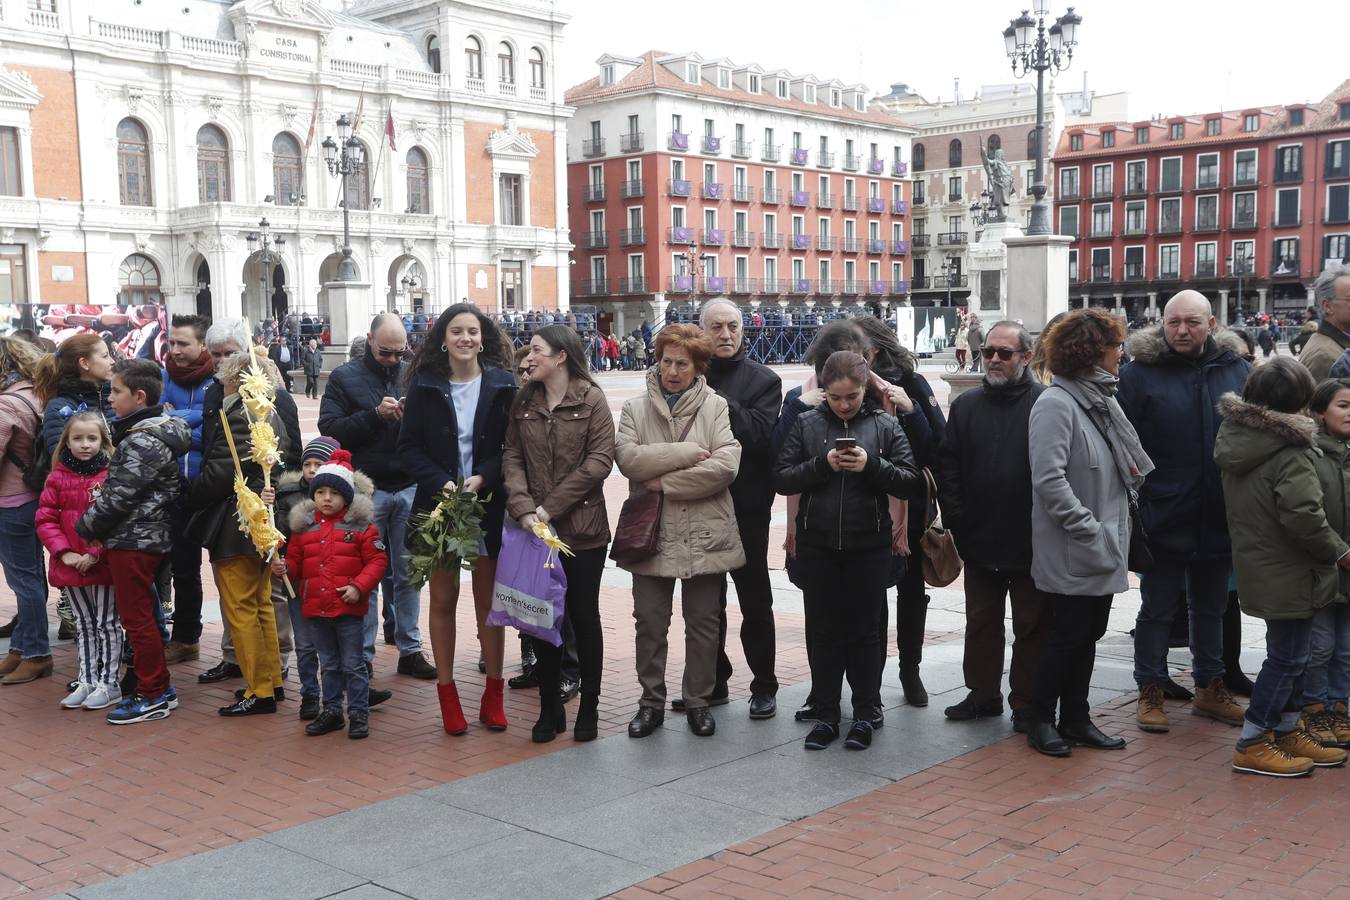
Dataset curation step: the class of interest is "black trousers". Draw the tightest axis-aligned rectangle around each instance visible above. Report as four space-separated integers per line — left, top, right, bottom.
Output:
796 543 889 724
1029 592 1113 726
166 501 204 645
961 565 1047 711
714 513 778 696
304 373 319 398
534 546 607 701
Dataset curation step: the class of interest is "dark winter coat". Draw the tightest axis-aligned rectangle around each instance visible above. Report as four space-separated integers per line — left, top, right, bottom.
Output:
285 492 387 619
36 461 112 587
397 366 516 558
773 400 923 552
318 348 412 492
41 377 112 456
705 349 782 521
1117 327 1251 561
1215 394 1347 620
1313 430 1350 602
301 347 324 378
75 407 190 552
936 367 1046 571
199 377 302 482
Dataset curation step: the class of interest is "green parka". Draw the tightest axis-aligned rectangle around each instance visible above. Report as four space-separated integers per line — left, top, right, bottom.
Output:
1313 430 1350 603
1214 394 1348 620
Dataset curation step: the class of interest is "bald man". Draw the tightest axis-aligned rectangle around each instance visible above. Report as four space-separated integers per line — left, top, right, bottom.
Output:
1117 291 1252 735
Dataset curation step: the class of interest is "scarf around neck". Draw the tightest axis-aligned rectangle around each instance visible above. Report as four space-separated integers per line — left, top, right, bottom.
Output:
60 447 109 476
1054 368 1154 491
166 349 216 387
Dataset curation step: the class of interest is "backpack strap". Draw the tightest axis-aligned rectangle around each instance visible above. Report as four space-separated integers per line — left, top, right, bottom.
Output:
0 388 41 474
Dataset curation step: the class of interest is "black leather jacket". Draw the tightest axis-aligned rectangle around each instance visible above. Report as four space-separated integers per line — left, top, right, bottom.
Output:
773 401 923 551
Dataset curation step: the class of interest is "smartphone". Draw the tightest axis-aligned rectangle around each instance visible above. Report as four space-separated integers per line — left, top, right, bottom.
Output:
834 437 858 452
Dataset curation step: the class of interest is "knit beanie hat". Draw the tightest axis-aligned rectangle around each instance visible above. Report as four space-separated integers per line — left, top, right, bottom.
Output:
302 435 341 464
310 449 355 506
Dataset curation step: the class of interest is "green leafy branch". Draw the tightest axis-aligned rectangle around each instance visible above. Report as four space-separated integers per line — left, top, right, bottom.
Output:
407 487 490 590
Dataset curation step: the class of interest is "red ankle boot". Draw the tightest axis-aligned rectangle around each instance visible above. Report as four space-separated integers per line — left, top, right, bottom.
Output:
437 682 468 735
479 676 508 731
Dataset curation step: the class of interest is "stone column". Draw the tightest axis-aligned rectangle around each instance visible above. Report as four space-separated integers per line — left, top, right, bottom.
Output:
1113 292 1124 316
1147 291 1159 319
1257 288 1269 314
1004 232 1074 329
324 280 373 348
1218 289 1230 325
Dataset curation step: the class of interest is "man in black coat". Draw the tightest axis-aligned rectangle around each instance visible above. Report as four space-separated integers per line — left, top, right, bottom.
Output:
675 299 782 719
936 321 1046 733
319 313 436 680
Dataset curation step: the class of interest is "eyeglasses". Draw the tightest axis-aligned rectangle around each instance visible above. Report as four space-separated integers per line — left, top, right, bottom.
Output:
981 347 1020 361
373 345 406 359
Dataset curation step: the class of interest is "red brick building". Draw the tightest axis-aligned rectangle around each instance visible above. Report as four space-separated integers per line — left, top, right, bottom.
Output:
1052 80 1350 322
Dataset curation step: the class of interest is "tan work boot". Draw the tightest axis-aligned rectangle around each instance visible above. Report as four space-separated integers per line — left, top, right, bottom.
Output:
1 656 53 685
1277 729 1348 768
0 650 21 676
1300 703 1342 746
1233 732 1314 777
1193 677 1244 726
1329 701 1350 746
1137 683 1169 732
163 641 200 665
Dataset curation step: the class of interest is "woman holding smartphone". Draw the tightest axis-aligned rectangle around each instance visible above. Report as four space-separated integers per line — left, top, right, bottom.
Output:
774 350 924 751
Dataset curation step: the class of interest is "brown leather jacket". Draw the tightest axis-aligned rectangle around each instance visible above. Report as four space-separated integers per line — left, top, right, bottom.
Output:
502 378 615 551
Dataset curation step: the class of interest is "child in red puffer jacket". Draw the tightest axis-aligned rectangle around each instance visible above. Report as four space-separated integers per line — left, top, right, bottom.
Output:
35 411 121 711
285 449 387 739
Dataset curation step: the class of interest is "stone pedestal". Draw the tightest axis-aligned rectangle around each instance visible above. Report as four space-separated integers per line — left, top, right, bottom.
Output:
940 372 985 402
324 280 372 349
1004 233 1074 332
969 221 1024 320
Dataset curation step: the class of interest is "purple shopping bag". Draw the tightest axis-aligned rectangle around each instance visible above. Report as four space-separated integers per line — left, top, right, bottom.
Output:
487 521 568 646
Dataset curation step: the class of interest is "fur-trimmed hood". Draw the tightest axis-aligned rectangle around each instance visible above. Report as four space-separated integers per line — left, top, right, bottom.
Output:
288 491 374 533
1214 392 1318 476
1126 324 1247 366
275 467 374 497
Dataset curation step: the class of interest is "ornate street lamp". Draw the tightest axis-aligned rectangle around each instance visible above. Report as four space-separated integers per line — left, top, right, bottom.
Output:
245 215 286 320
1228 251 1252 324
941 258 958 308
322 113 365 282
969 189 998 230
1003 3 1082 236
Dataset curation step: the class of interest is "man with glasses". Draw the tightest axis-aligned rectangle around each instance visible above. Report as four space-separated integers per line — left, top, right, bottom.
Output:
318 313 436 681
937 321 1048 733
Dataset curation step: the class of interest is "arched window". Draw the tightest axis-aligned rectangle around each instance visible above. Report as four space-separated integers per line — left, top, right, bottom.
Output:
271 132 304 206
406 147 430 214
986 133 1001 153
1027 128 1039 159
117 254 161 305
344 140 370 211
948 138 962 168
912 143 926 172
529 47 545 90
464 35 483 80
196 124 230 203
497 42 515 85
426 34 441 74
117 118 151 206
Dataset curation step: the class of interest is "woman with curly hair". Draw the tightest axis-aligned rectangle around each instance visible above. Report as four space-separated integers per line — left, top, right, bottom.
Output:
1026 308 1152 757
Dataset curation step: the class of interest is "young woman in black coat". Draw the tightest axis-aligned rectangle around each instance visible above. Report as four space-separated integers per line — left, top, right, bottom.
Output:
398 304 517 737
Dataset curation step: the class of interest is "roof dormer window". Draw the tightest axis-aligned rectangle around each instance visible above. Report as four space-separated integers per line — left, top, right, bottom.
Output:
803 84 816 103
686 63 701 84
717 69 730 89
777 80 789 99
854 95 864 112
601 64 615 86
748 74 760 94
830 89 841 107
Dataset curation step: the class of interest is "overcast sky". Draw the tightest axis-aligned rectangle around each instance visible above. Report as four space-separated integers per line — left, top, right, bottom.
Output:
552 0 1344 121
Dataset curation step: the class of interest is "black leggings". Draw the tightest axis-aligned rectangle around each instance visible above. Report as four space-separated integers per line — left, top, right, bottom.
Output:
533 546 607 699
796 544 889 724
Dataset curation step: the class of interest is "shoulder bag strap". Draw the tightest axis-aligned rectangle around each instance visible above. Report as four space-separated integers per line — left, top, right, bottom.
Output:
1068 388 1140 510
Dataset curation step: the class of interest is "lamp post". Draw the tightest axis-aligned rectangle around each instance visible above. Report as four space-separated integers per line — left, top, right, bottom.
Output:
941 258 957 308
321 114 365 282
969 189 997 232
245 216 286 321
1228 252 1252 325
1003 3 1082 236
400 272 420 313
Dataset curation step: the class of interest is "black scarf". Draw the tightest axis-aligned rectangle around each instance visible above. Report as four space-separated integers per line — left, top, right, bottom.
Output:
60 447 109 476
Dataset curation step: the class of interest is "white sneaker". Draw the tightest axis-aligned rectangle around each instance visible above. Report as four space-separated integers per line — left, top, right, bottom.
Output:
61 682 94 709
82 683 121 710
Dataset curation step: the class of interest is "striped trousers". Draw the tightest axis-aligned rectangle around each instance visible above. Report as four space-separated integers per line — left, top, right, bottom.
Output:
67 584 122 686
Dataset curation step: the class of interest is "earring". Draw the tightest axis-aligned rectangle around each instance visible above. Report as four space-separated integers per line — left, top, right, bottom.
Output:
440 343 448 352
477 346 484 353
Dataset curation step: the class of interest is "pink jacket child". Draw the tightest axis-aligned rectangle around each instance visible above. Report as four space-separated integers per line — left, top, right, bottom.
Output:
36 460 111 588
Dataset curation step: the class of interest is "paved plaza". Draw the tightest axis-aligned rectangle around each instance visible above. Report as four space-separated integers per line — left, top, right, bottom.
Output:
0 366 1343 899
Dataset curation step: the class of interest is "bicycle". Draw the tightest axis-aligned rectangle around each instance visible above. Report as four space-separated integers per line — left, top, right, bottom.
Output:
944 358 962 374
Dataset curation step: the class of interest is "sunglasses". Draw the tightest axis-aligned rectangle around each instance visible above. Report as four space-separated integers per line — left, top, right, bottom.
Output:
981 347 1020 361
373 345 406 359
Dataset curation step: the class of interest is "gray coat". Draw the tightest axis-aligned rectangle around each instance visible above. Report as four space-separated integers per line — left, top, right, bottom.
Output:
1029 382 1131 597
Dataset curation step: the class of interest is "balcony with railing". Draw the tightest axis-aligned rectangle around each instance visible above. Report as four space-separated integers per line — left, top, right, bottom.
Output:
1232 168 1258 187
583 183 605 202
668 178 691 198
816 235 838 252
1125 262 1146 281
1123 220 1148 236
892 160 908 177
1156 268 1181 282
731 184 754 202
867 238 886 254
1090 182 1114 199
731 231 754 248
912 275 930 289
762 145 781 163
840 280 861 296
817 279 840 295
622 179 644 199
842 195 860 212
760 278 783 294
893 199 910 215
841 238 863 253
1195 261 1218 278
702 135 723 155
892 239 910 255
1193 216 1221 234
581 230 608 249
817 150 835 168
1124 179 1148 197
619 132 644 153
761 187 783 204
1158 218 1183 235
790 148 809 166
1231 212 1258 231
867 197 886 214
618 277 648 294
891 279 911 294
948 190 963 203
1089 225 1114 239
817 192 835 210
731 140 753 159
1327 208 1350 225
668 275 695 293
729 277 754 295
668 225 696 244
868 158 886 176
1274 166 1303 185
1091 264 1112 282
1059 185 1081 201
668 131 690 152
701 228 726 246
843 154 863 172
621 228 647 246
937 232 969 246
1274 214 1301 228
703 275 728 293
787 278 812 294
1196 174 1220 191
761 232 784 249
866 279 886 296
26 8 61 27
790 190 810 207
912 234 932 248
582 138 606 158
702 181 724 200
790 233 812 251
912 193 927 207
576 278 610 296
1327 157 1350 180
466 76 486 93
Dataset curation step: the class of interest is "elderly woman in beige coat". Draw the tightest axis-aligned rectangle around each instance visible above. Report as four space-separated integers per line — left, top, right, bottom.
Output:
616 324 743 739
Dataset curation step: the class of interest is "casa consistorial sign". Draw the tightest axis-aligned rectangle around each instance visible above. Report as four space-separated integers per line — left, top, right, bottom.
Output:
228 0 335 68
256 31 315 65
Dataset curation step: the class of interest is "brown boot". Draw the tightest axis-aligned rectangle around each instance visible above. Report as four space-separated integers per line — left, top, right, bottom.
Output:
1277 729 1348 768
1193 677 1244 726
163 641 200 665
1136 683 1169 732
1300 703 1342 746
2 656 53 685
1233 732 1314 777
1329 702 1350 746
0 650 21 675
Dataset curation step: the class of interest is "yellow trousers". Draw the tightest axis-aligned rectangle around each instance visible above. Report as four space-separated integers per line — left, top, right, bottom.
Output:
213 556 282 699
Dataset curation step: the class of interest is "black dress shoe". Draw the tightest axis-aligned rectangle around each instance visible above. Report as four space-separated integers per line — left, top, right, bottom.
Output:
508 667 538 689
748 693 777 720
672 691 729 712
397 652 437 680
348 712 369 740
686 706 716 736
236 686 285 702
944 694 1004 721
369 688 392 707
1162 678 1194 702
1027 721 1072 757
1058 720 1127 750
198 661 243 684
628 706 664 738
1011 710 1031 734
219 695 278 717
305 707 344 735
795 702 821 722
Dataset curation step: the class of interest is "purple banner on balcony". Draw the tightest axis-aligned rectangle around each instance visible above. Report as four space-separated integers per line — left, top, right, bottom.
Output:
893 240 910 255
870 279 886 294
705 228 725 245
791 234 810 250
671 179 690 197
869 239 885 253
791 190 809 206
868 159 884 175
793 278 810 293
893 161 908 176
669 131 688 150
790 148 809 165
893 200 909 215
705 275 727 292
703 182 723 199
867 198 885 213
895 280 910 293
703 136 721 152
672 274 693 292
672 226 693 243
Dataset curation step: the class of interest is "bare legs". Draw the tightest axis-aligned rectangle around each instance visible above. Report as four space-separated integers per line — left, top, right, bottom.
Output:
428 557 503 685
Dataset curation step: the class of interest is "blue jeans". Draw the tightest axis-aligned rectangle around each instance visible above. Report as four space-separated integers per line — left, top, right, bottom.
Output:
1133 558 1229 687
284 581 319 701
310 614 368 715
0 501 49 658
1303 603 1350 707
364 486 421 661
1247 616 1313 733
